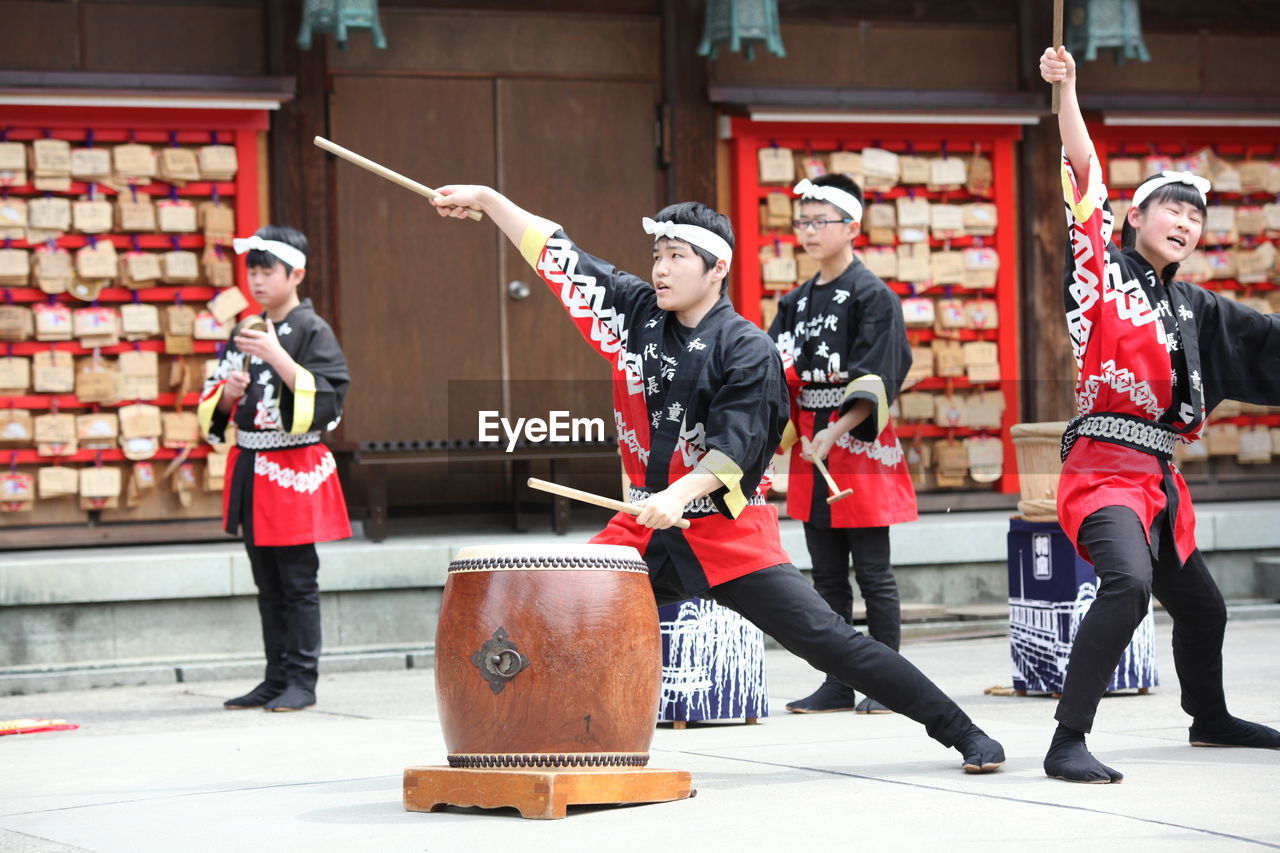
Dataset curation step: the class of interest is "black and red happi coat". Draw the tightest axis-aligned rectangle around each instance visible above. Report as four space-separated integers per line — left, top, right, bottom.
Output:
1059 148 1280 564
518 218 791 593
199 299 351 547
768 259 917 528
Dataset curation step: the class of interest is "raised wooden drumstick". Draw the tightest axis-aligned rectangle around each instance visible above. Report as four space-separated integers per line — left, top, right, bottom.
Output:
312 136 483 221
528 477 690 529
1052 0 1064 115
802 437 853 504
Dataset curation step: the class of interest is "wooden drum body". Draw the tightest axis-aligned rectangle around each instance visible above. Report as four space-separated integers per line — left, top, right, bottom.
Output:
435 544 660 771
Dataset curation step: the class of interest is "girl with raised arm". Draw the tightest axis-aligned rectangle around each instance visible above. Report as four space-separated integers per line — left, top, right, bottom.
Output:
1041 46 1280 784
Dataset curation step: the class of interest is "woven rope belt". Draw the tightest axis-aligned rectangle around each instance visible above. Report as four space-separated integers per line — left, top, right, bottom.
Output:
1060 413 1178 463
628 485 765 518
798 385 845 411
237 431 322 451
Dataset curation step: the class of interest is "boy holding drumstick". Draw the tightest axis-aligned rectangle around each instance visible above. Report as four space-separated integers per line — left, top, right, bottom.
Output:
431 186 1005 774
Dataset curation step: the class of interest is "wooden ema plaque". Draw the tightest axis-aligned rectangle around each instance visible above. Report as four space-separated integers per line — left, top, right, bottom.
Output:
402 766 693 821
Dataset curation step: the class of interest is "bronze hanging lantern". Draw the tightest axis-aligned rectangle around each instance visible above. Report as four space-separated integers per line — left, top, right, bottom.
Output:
298 0 388 51
1065 0 1150 64
697 0 786 61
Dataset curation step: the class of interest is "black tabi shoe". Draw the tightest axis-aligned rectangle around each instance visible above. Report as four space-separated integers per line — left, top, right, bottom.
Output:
855 696 895 715
955 724 1006 774
223 681 286 710
785 681 856 714
1189 716 1280 749
263 684 317 713
1043 723 1123 783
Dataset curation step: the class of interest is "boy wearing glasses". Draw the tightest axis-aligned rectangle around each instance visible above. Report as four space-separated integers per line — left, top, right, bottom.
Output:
767 173 918 715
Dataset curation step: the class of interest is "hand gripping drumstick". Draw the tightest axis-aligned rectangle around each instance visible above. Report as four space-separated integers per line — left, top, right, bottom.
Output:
802 437 853 504
312 136 483 221
528 477 690 529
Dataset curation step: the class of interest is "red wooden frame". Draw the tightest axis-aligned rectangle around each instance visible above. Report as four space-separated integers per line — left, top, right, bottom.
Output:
726 117 1023 493
1 106 267 497
1 105 265 308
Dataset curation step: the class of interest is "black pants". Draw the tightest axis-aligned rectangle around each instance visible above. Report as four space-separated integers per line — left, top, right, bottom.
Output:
652 561 973 747
803 523 901 651
244 541 322 693
1055 505 1228 733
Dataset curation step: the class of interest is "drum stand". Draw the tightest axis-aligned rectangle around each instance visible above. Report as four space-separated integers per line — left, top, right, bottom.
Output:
403 766 694 820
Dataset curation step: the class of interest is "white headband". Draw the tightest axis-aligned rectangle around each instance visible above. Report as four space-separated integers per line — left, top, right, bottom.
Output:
793 178 863 223
642 217 733 266
232 235 307 271
1131 170 1211 210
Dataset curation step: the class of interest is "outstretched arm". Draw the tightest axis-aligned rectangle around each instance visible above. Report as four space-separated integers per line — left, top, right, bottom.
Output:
1045 45 1116 369
1040 47 1092 186
432 185 539 250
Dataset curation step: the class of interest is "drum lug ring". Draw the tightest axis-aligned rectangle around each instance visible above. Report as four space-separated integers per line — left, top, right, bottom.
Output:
471 627 530 694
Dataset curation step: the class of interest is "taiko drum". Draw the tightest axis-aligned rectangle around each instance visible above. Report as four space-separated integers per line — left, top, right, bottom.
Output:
434 544 661 770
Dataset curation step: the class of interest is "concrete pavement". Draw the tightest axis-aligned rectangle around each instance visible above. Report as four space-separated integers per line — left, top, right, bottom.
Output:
2 616 1278 852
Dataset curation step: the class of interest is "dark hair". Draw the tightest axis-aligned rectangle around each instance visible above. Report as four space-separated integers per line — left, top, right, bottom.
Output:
650 201 735 293
805 172 864 216
246 224 309 274
1119 176 1207 251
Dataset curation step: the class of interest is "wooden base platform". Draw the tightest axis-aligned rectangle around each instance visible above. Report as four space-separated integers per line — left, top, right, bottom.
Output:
403 766 694 820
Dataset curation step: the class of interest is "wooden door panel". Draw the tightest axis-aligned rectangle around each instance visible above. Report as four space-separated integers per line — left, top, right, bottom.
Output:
330 76 502 441
497 78 659 425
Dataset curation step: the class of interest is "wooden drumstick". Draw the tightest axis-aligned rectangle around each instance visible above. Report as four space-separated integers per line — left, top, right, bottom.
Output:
528 477 690 529
802 437 853 504
312 136 484 221
1052 0 1064 115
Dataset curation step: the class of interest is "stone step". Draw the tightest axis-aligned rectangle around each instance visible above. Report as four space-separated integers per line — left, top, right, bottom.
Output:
941 604 1010 620
852 603 1008 623
851 603 952 622
0 646 436 696
1256 556 1280 601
